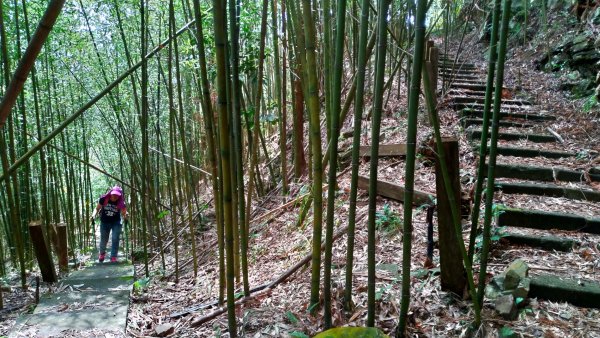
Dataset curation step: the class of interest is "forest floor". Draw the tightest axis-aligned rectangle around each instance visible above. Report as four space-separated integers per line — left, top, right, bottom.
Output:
1 18 599 338
124 29 599 338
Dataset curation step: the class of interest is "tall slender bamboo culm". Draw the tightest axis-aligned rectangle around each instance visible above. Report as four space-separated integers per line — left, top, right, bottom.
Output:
467 0 501 263
323 0 347 328
397 0 427 335
476 0 512 314
344 0 370 313
212 0 237 334
298 0 325 313
366 0 391 327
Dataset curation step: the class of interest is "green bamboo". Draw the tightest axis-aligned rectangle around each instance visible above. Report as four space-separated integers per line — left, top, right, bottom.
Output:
298 0 325 313
140 0 150 278
192 0 225 303
344 0 369 313
271 0 288 194
467 0 501 263
323 0 347 328
477 0 512 317
397 0 426 334
212 0 238 333
366 0 391 327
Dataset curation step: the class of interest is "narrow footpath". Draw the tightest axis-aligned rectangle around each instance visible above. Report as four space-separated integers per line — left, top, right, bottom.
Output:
10 260 133 337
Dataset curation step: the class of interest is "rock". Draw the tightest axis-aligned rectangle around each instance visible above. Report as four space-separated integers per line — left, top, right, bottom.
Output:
155 323 175 337
495 294 518 320
485 283 503 300
504 270 521 290
506 259 529 279
513 277 531 299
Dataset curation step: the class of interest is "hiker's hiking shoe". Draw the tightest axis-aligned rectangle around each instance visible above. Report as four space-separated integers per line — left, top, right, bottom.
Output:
111 257 117 263
99 252 106 263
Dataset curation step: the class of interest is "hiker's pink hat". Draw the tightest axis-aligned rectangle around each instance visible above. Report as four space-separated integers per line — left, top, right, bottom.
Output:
110 189 122 196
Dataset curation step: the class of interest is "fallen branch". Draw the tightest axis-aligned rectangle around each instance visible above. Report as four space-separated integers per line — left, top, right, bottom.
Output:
183 225 349 326
546 127 565 144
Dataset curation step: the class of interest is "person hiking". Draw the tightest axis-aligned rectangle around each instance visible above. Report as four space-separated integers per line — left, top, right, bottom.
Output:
92 186 127 263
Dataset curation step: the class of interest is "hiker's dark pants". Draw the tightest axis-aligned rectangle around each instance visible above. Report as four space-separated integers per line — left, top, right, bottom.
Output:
99 221 122 258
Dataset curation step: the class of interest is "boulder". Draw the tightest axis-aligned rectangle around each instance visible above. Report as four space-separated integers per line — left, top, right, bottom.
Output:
495 294 518 320
504 269 521 290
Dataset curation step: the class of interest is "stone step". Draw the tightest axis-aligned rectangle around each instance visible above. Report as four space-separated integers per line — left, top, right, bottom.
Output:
460 109 556 121
530 275 600 308
445 78 486 85
439 61 477 68
502 233 577 251
468 130 557 143
486 163 600 182
451 95 532 106
439 70 480 76
477 146 575 159
494 182 600 201
497 208 600 234
450 82 506 92
441 73 481 80
461 118 535 129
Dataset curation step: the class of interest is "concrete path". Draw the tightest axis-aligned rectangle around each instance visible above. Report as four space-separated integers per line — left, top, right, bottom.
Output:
10 260 134 337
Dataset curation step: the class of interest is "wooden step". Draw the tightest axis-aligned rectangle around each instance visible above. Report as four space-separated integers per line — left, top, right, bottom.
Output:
494 182 600 201
502 233 577 251
460 109 556 121
357 175 433 206
497 208 600 234
487 163 600 182
468 130 557 143
530 275 600 308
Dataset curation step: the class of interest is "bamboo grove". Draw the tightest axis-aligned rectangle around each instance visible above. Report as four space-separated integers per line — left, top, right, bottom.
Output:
0 0 519 335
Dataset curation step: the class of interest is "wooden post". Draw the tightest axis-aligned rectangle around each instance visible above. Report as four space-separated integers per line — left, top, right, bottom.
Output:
56 223 68 273
29 221 57 283
430 46 439 97
434 137 466 296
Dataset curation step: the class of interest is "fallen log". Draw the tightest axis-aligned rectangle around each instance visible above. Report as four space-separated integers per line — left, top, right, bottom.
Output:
357 175 433 206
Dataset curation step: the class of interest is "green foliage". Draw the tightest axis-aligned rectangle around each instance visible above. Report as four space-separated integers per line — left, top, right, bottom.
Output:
290 332 309 338
156 210 170 220
475 226 508 250
375 203 403 232
582 94 598 113
285 311 299 325
313 327 389 338
133 277 150 293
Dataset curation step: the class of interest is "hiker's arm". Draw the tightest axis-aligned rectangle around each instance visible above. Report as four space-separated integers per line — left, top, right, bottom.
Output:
91 203 101 220
121 207 128 220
